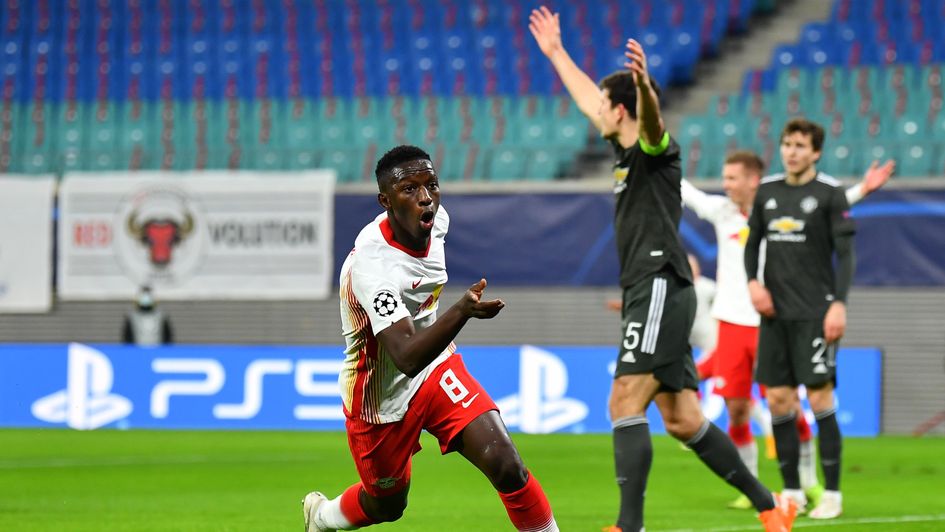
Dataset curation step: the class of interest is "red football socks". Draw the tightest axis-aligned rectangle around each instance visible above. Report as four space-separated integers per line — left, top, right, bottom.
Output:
498 472 556 531
729 422 754 447
796 412 813 443
339 483 376 527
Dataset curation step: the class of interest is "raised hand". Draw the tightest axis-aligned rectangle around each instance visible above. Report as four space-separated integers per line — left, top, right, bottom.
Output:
460 278 505 319
528 5 563 58
861 159 895 196
623 38 650 88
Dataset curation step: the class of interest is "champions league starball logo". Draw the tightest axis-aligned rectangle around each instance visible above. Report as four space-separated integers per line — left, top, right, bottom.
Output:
373 290 399 317
115 186 207 286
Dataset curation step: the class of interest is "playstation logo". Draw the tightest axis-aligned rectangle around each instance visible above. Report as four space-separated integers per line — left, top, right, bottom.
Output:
31 343 133 430
496 345 588 434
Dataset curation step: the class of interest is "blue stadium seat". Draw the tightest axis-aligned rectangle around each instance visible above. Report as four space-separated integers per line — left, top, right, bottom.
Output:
771 44 805 69
898 142 935 177
820 141 857 177
487 146 527 181
0 0 785 177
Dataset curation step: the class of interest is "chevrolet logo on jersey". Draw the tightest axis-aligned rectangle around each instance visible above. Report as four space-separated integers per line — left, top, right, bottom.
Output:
769 216 805 233
768 216 807 242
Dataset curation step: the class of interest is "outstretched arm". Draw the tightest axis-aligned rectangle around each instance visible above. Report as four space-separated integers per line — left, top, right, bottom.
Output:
624 38 664 148
846 159 895 205
529 5 603 130
681 179 727 223
377 279 504 377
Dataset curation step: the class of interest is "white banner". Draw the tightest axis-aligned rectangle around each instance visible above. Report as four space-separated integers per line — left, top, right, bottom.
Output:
58 171 335 300
0 176 55 312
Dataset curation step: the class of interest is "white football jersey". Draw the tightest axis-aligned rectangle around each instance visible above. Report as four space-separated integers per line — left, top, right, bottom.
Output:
681 179 864 327
338 207 452 424
690 275 718 354
682 180 761 326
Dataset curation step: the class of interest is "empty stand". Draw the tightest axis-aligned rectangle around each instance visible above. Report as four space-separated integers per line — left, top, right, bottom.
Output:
680 0 945 178
2 0 771 180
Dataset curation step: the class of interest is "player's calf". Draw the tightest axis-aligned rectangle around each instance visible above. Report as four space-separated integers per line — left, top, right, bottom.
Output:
498 471 558 532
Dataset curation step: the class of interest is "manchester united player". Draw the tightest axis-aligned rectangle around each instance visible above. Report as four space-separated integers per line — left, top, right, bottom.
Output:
745 119 890 519
683 151 892 510
530 6 795 531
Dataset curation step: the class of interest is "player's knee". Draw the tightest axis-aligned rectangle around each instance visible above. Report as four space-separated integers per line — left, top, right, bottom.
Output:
608 383 648 419
764 388 795 414
726 400 752 424
806 384 833 412
664 420 685 440
485 447 528 492
664 414 703 441
665 421 700 441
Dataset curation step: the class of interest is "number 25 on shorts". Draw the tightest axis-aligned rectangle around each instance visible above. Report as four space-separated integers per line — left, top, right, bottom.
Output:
621 321 643 363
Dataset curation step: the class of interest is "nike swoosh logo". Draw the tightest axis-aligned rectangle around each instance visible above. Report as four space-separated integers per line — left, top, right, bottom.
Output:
461 393 480 409
411 279 422 289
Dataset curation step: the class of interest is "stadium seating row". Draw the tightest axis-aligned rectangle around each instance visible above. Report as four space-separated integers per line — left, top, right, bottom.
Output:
0 0 772 181
676 0 945 178
2 96 586 180
741 0 945 92
681 133 945 179
0 0 764 102
1 0 777 180
7 142 578 183
678 97 945 179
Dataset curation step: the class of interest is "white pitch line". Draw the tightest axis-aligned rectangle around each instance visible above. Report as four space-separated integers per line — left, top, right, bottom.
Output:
663 514 945 532
0 454 313 470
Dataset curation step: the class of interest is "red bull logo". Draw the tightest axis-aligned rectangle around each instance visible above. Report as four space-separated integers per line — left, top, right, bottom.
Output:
115 186 205 285
126 212 195 266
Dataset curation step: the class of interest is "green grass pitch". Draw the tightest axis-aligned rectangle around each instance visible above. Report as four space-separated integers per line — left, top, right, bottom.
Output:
1 429 943 531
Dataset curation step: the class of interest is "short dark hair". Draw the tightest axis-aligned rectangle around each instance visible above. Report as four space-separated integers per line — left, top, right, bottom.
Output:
598 71 662 119
725 150 766 176
780 118 826 152
375 145 433 188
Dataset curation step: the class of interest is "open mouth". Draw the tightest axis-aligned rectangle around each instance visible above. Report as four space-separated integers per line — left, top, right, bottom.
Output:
419 210 435 229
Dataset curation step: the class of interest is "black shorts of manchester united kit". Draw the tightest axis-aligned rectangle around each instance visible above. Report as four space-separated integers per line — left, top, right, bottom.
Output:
755 316 838 388
615 266 698 392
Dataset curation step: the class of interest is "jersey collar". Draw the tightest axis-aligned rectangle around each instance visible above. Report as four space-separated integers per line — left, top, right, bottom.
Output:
379 217 431 258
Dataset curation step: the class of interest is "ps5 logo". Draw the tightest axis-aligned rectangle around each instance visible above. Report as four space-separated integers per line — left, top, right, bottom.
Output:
31 343 133 430
496 345 588 433
150 358 344 420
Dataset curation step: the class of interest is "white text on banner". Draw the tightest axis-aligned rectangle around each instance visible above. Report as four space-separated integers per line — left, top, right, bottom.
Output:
58 171 335 300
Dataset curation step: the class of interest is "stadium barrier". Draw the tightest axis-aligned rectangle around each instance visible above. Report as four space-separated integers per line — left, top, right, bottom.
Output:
335 188 945 287
0 342 881 436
